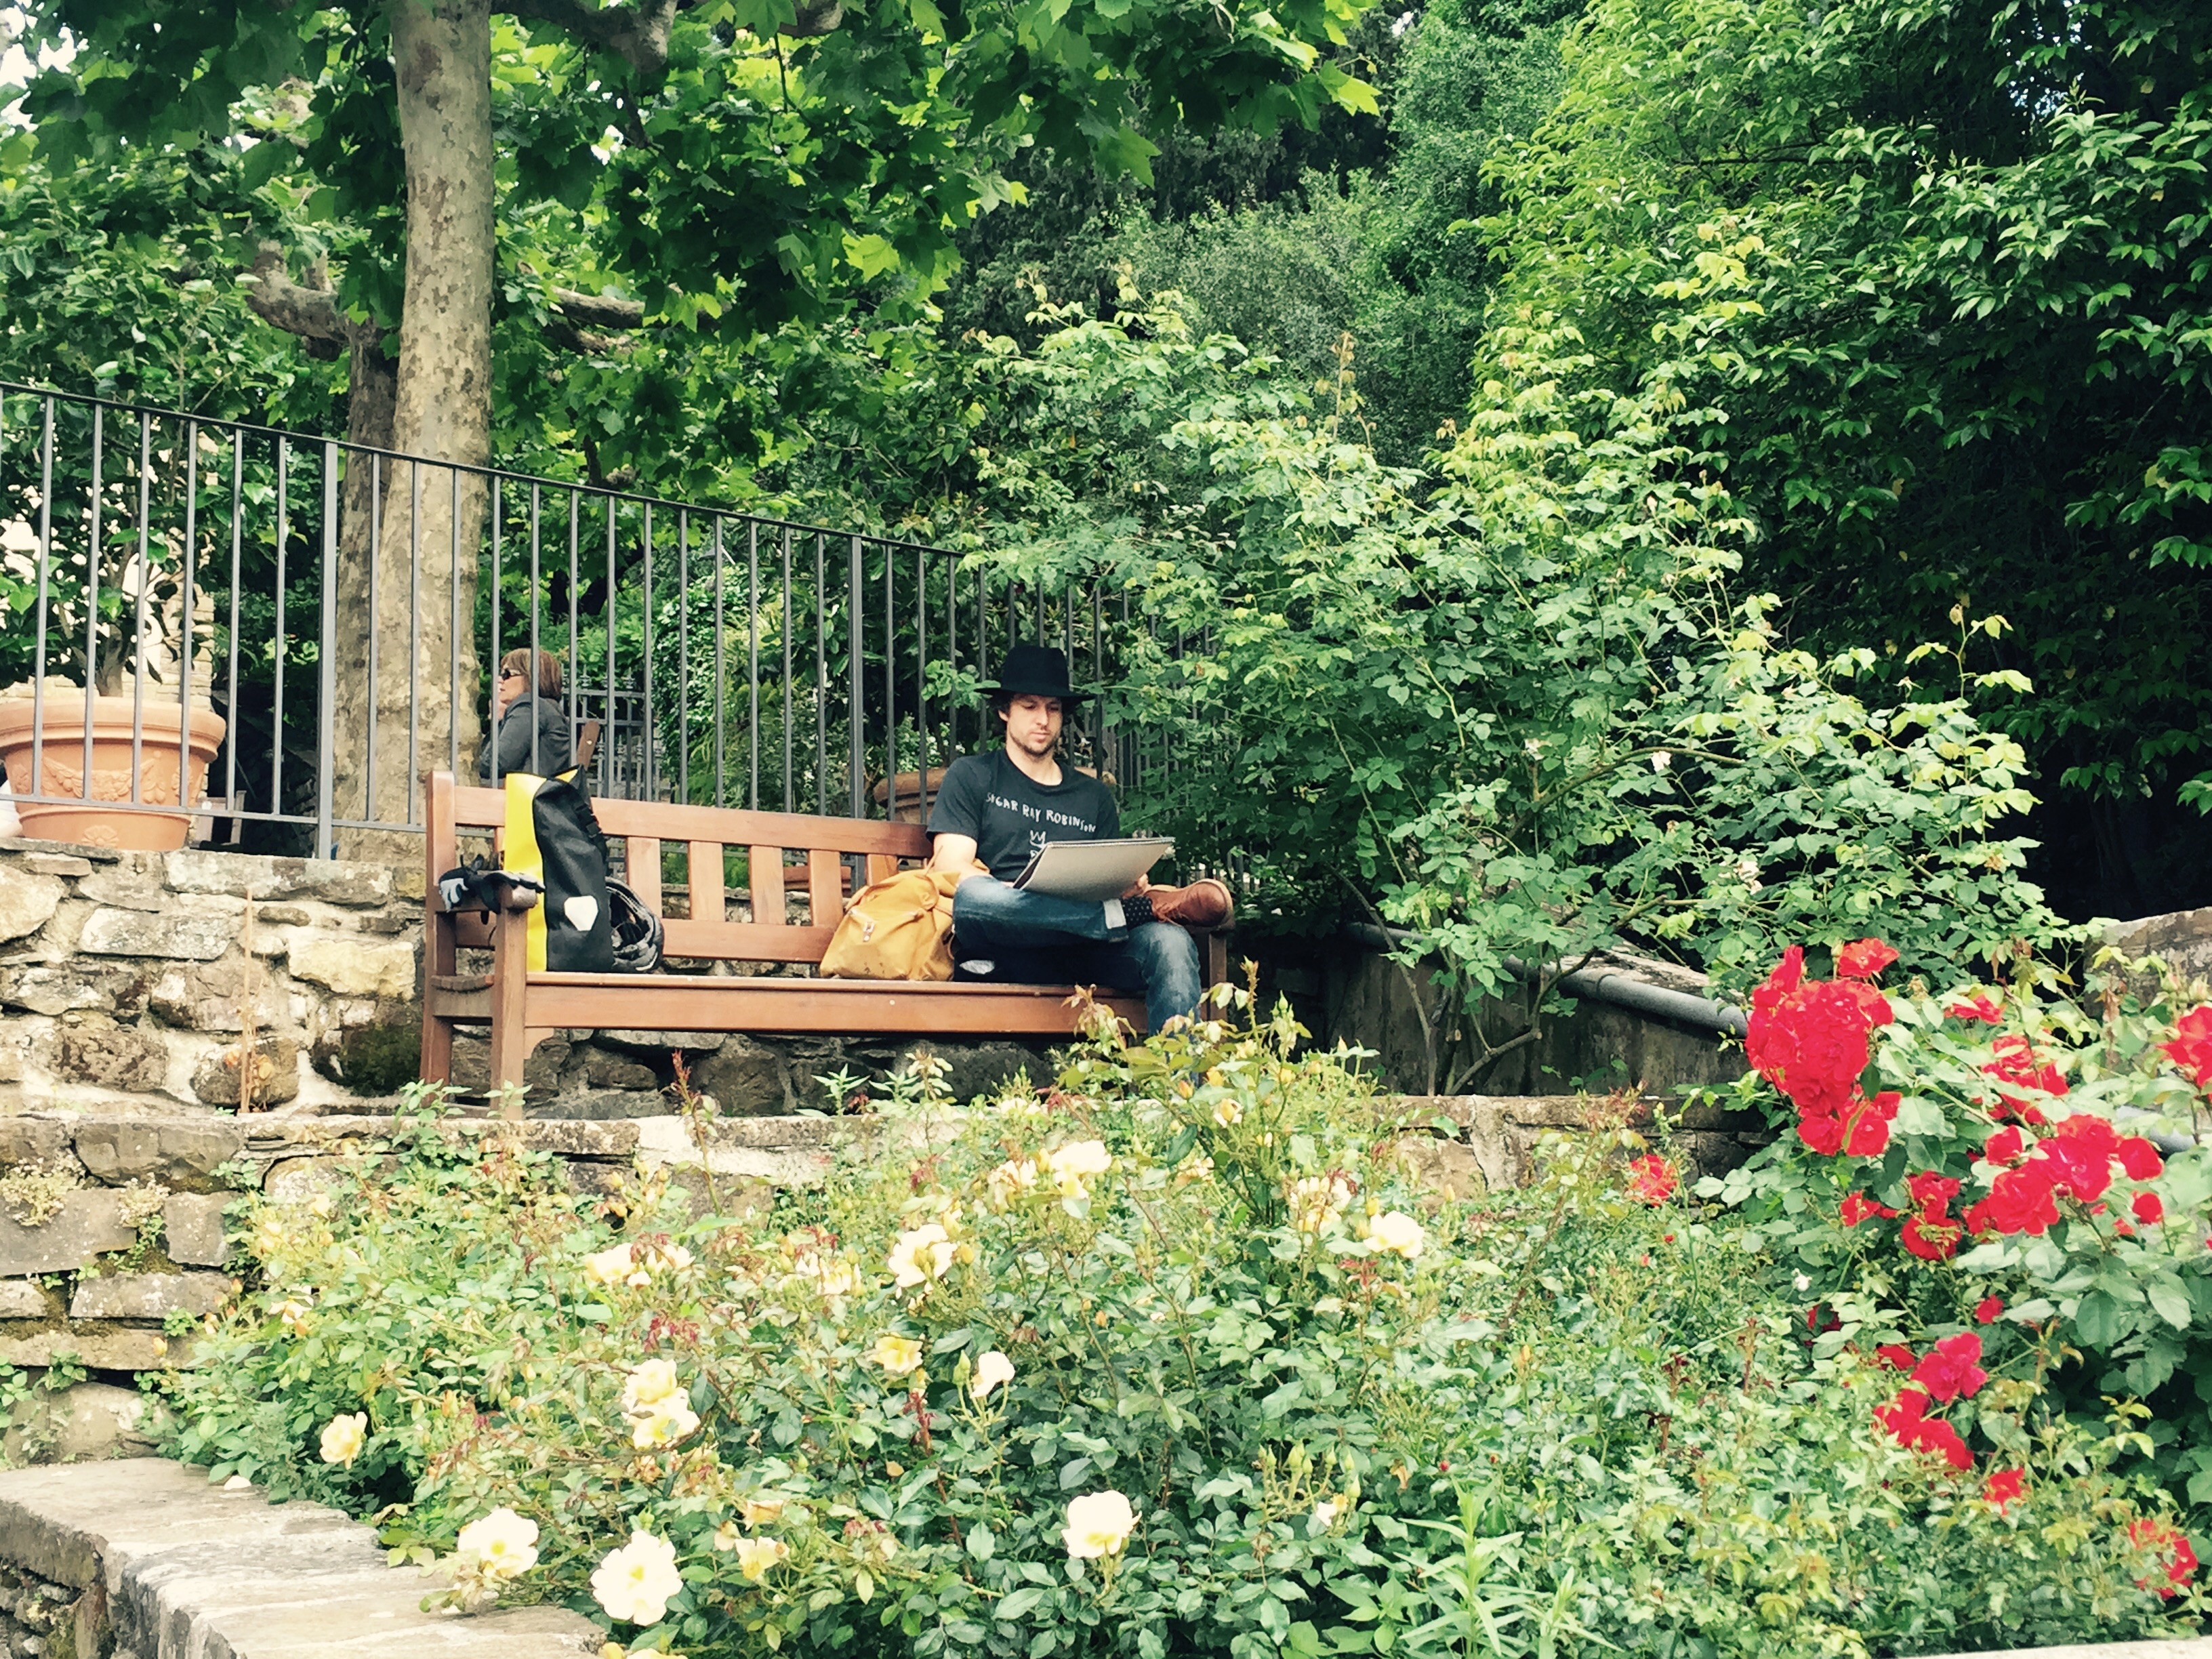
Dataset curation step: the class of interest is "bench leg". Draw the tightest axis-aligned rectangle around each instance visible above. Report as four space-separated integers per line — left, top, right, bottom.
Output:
1206 930 1229 989
421 1001 454 1088
490 901 534 1120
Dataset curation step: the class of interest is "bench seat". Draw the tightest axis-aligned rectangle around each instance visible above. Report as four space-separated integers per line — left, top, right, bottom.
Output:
421 771 1185 1115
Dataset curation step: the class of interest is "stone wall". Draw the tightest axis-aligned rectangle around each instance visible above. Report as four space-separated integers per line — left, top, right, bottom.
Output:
0 839 1056 1120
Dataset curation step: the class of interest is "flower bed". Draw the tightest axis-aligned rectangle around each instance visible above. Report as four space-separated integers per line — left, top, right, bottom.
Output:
159 986 2205 1658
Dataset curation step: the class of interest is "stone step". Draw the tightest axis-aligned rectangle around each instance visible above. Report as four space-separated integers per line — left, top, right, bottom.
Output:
0 1457 595 1657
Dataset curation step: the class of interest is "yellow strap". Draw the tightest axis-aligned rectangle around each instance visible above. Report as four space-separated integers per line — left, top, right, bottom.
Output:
503 773 548 974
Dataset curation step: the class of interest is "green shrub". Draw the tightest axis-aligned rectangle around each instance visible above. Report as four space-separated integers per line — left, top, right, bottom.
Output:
164 1000 2193 1657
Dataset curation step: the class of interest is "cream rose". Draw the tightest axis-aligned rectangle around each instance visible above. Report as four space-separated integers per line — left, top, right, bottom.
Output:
1062 1490 1138 1559
870 1331 924 1378
319 1411 367 1468
621 1358 684 1415
733 1536 790 1582
1368 1210 1425 1259
887 1223 958 1290
591 1530 683 1625
972 1350 1016 1399
456 1507 540 1578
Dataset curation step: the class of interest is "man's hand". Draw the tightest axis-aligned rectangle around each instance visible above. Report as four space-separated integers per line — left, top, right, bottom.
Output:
1120 874 1151 899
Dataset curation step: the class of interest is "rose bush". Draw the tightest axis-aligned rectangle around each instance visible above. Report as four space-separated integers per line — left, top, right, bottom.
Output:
163 991 2196 1657
1702 939 2212 1538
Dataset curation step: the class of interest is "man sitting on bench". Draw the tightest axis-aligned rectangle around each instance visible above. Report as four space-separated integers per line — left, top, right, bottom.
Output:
926 645 1233 1032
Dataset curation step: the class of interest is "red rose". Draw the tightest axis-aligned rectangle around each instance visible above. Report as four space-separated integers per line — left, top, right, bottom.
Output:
2116 1136 2164 1181
1974 1296 2004 1324
1947 994 2003 1025
1982 1036 2066 1120
1836 939 1900 981
1907 1170 1962 1216
1983 1467 2025 1509
2133 1191 2165 1225
1900 1214 1961 1261
1876 1386 1973 1469
1910 1332 1987 1403
1841 1192 1900 1227
1875 1343 1918 1370
1748 949 1894 1124
2127 1517 2200 1597
1626 1153 1677 1205
1983 1126 2024 1165
2160 1005 2212 1093
1963 1164 2061 1237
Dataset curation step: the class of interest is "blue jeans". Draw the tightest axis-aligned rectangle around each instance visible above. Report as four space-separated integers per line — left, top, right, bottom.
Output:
949 877 1202 1032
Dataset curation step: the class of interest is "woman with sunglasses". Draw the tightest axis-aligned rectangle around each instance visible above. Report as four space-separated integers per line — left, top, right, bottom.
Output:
477 647 573 782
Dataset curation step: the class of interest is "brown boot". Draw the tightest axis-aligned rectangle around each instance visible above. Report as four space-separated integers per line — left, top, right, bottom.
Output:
1145 878 1234 930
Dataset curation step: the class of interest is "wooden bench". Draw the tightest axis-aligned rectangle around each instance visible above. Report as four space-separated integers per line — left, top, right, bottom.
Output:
420 771 1223 1114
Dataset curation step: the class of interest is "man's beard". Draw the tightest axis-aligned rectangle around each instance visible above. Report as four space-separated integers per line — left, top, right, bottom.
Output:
1012 729 1057 759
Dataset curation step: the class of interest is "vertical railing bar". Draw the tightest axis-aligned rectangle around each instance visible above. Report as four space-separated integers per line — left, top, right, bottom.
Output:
747 518 760 812
130 412 150 804
1092 583 1105 783
448 468 462 780
407 465 420 823
641 503 655 800
224 430 242 813
603 495 617 798
675 508 688 802
946 554 959 761
847 535 864 823
531 483 545 779
178 418 198 834
975 571 987 752
488 477 502 781
713 518 728 809
882 540 894 820
272 436 287 818
814 533 827 816
80 405 102 804
915 548 928 821
365 454 382 818
30 398 53 812
792 529 800 814
567 489 581 758
316 443 339 855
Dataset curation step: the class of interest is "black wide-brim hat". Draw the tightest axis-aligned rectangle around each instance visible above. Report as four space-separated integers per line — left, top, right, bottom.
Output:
979 643 1094 703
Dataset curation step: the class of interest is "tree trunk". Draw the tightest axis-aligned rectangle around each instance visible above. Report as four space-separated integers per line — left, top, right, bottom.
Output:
333 0 495 860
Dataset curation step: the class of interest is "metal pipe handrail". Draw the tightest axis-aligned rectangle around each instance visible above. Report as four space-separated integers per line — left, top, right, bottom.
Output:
1344 921 1748 1038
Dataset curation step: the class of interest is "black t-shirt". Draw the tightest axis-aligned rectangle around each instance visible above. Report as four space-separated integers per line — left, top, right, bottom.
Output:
926 750 1120 881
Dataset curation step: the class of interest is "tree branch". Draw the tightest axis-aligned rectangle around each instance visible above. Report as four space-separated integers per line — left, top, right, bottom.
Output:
497 0 682 68
551 287 646 329
239 245 375 362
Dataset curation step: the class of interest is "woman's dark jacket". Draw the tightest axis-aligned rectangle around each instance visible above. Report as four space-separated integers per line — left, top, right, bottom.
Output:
477 694 573 781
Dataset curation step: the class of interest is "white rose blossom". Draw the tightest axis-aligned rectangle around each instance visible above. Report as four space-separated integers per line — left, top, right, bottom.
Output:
1063 1490 1138 1559
591 1530 684 1625
972 1350 1016 1399
455 1508 539 1579
319 1412 367 1468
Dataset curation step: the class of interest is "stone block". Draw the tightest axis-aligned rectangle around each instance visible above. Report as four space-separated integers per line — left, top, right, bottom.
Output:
163 849 395 907
1378 1133 1487 1202
18 853 93 878
0 1192 139 1276
594 1028 726 1053
189 1036 302 1108
897 1040 1045 1106
73 1119 247 1187
529 1090 670 1121
693 1035 793 1116
581 1047 661 1091
78 906 235 962
0 1120 74 1166
559 1158 632 1197
0 1326 196 1370
49 1023 168 1094
5 1380 165 1462
0 1282 55 1319
147 960 292 1034
0 866 65 944
448 1030 567 1097
0 964 117 1017
285 931 417 999
468 1119 640 1158
161 1193 231 1266
634 1115 834 1186
68 1271 234 1322
73 865 166 912
263 1156 344 1203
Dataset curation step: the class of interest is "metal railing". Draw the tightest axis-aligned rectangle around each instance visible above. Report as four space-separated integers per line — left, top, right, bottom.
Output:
0 382 1187 857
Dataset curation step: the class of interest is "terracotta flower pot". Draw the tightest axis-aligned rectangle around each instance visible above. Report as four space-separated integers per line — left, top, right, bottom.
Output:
0 695 228 851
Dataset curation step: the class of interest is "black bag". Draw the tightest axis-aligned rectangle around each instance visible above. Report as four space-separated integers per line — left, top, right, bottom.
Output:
501 771 615 972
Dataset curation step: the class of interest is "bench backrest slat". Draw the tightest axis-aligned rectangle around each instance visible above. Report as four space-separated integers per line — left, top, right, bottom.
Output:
428 775 931 968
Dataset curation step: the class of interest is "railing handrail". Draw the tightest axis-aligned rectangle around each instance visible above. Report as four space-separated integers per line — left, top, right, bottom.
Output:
0 379 962 559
